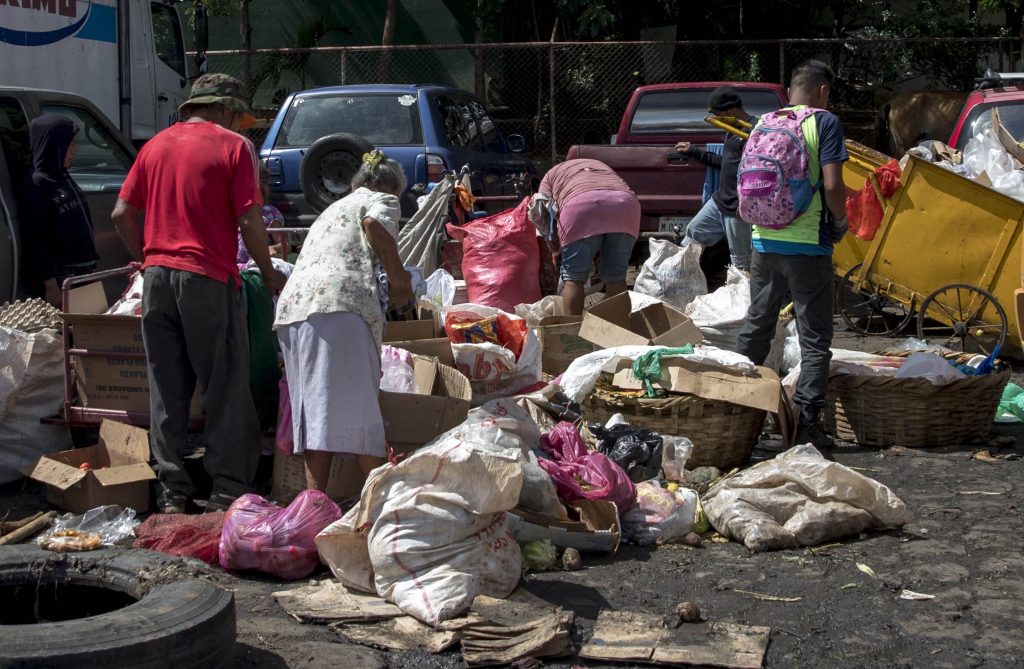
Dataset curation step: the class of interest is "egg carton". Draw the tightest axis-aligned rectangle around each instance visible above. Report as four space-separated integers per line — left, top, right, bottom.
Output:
0 298 63 333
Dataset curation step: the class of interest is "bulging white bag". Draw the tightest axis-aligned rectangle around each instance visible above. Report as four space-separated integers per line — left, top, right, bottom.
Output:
634 239 707 309
0 327 71 485
702 444 912 552
316 406 527 625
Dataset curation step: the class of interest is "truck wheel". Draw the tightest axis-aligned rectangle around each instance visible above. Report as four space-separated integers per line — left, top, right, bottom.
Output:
300 133 375 213
0 545 235 668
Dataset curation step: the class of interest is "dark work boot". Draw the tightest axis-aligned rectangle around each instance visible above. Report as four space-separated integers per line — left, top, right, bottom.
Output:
795 405 836 450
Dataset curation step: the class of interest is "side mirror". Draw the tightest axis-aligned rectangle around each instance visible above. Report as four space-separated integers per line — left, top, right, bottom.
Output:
507 134 527 153
194 2 209 59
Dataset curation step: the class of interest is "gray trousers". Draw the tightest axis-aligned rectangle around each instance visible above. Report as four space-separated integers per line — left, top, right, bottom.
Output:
141 266 260 500
736 251 834 410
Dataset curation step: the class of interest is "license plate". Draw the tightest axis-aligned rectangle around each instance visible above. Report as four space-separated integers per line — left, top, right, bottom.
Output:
658 216 690 233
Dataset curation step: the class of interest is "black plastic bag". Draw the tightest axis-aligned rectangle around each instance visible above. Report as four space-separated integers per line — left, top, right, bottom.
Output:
589 423 664 483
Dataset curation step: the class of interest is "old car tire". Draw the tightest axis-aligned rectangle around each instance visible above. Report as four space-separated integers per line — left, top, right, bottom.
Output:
300 133 375 213
0 546 235 668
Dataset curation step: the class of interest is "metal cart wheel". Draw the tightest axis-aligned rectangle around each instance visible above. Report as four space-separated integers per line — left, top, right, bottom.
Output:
916 283 1008 355
836 263 914 336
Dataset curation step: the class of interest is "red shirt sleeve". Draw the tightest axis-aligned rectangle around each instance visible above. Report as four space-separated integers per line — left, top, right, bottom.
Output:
230 137 262 218
119 152 148 211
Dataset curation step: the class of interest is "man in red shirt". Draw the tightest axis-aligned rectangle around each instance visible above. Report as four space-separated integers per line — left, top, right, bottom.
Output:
112 74 287 513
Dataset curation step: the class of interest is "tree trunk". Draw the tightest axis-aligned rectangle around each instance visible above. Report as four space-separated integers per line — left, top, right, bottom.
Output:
240 0 252 100
381 0 398 79
475 0 486 101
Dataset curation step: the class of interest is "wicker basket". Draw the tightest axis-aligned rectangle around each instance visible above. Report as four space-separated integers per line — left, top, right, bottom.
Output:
824 368 1010 448
583 393 766 468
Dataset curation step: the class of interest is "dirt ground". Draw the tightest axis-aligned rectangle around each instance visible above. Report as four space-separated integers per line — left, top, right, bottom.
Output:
3 329 1024 668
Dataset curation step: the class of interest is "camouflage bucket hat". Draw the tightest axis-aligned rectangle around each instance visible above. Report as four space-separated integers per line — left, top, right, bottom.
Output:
178 73 257 128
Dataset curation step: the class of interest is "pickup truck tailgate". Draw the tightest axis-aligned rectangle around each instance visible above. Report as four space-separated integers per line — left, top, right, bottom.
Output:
567 144 706 232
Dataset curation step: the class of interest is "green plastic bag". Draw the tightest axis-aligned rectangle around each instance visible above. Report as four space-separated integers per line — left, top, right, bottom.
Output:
996 383 1024 423
631 346 695 398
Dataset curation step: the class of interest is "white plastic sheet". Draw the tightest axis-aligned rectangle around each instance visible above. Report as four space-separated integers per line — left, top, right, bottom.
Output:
702 444 912 551
621 481 698 546
559 344 757 404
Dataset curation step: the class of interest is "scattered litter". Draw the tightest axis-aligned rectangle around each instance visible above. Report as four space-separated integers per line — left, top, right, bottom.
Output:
561 547 582 571
327 589 573 667
732 589 802 603
957 490 1006 496
521 539 559 572
972 449 1020 463
580 610 770 668
840 583 861 590
857 563 877 579
40 505 138 547
273 580 404 624
899 589 937 601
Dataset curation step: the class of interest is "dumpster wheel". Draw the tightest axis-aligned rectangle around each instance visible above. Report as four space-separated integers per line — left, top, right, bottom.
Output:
837 263 914 336
916 283 1007 355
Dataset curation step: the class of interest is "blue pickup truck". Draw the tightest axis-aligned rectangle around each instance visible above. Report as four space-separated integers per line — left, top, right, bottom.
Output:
260 84 537 225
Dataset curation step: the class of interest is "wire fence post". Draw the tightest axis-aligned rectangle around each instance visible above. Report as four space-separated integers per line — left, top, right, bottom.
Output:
548 42 557 164
779 42 785 84
340 49 347 85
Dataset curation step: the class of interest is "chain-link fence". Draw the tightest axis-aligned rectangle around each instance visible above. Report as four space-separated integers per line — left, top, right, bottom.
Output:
200 38 1021 168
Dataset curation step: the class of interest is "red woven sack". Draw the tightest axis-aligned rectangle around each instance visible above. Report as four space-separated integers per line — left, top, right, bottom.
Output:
446 198 540 312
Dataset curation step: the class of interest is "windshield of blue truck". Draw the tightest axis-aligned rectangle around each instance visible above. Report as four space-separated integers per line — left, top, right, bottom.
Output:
629 89 783 135
276 94 424 148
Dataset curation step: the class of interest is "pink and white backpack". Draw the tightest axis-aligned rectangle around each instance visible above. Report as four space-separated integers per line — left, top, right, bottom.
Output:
737 107 820 229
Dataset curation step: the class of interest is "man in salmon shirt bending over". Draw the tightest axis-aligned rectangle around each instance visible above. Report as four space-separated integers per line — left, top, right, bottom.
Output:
111 74 288 514
533 158 641 315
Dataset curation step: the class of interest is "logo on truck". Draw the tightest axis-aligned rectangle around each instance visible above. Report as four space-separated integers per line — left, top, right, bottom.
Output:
0 0 94 46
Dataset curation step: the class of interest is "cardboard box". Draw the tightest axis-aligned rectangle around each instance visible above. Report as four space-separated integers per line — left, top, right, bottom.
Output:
383 318 456 367
610 357 793 446
508 499 621 554
29 420 156 513
538 316 598 376
62 283 203 418
379 356 472 453
579 293 703 349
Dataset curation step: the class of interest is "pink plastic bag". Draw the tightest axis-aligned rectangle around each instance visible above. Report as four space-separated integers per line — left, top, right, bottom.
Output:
538 422 636 511
446 197 540 312
275 375 292 455
219 490 341 580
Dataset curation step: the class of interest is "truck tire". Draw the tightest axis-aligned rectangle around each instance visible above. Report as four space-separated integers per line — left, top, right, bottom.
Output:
0 545 235 669
300 133 375 213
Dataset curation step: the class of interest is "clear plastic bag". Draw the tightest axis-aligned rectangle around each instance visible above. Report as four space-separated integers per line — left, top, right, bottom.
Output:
380 345 417 393
219 490 341 580
40 505 138 546
634 239 707 309
661 435 695 483
621 481 698 545
424 268 456 309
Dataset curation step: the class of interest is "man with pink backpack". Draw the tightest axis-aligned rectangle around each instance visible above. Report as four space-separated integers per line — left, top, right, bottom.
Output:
734 60 849 448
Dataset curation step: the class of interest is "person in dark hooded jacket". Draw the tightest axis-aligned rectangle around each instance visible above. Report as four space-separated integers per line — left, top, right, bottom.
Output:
19 113 98 305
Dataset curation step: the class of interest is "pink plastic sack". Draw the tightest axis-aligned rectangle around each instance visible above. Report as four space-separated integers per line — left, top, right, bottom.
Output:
275 375 292 455
446 197 540 312
538 422 637 511
219 490 341 580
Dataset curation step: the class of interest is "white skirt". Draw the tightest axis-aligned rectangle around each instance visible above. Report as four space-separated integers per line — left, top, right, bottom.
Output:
277 311 386 456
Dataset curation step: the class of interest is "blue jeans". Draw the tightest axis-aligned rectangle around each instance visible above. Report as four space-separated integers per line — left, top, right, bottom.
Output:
560 232 636 283
684 198 752 271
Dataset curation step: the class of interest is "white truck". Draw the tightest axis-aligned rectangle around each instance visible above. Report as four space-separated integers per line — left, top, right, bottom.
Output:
0 0 208 143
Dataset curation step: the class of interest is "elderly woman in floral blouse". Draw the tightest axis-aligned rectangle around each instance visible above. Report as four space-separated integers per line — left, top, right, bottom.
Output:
274 150 412 491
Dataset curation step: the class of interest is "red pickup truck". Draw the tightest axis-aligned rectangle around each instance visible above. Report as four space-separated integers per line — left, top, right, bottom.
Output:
566 81 788 238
